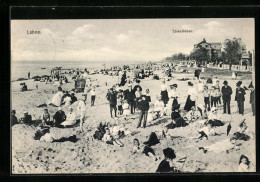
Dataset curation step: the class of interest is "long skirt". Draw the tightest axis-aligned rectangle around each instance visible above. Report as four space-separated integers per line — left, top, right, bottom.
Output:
161 90 169 105
184 95 195 111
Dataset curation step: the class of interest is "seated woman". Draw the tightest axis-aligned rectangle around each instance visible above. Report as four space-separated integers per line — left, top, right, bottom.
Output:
50 87 64 107
156 148 179 173
205 107 224 127
132 138 157 161
102 127 124 147
60 107 77 127
231 119 253 141
238 155 251 172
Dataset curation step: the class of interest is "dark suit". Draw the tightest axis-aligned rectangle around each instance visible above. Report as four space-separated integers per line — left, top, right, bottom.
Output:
107 91 117 117
221 85 233 114
138 99 149 128
124 89 136 114
235 87 246 114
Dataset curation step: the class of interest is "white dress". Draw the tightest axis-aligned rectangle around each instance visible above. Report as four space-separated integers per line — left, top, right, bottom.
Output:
51 91 64 106
61 112 77 126
77 100 87 118
167 90 178 115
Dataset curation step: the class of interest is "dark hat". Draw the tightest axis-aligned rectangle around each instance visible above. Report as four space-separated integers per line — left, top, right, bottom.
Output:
136 79 140 83
163 148 176 160
188 82 193 86
223 80 228 85
236 81 242 86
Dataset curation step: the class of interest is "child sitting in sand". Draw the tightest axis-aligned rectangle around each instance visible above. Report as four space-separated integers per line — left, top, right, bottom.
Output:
238 155 251 172
41 108 51 126
132 138 157 161
122 100 131 119
102 127 124 147
184 106 200 123
231 119 254 141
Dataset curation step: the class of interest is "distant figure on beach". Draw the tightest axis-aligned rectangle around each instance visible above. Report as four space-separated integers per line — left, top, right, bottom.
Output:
53 107 66 127
232 71 237 80
221 80 232 114
28 71 30 79
19 112 32 125
11 110 19 126
36 83 38 90
20 83 28 92
77 94 87 132
235 81 246 115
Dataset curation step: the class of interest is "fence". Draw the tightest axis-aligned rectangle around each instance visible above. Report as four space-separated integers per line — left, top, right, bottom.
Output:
207 64 252 72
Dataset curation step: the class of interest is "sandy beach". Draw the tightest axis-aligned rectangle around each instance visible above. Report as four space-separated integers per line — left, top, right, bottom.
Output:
11 66 255 174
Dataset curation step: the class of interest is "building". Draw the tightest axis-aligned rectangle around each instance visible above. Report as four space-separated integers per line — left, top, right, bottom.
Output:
193 38 222 59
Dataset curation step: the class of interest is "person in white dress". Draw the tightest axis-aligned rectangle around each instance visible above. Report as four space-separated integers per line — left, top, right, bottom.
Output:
50 87 64 107
61 107 77 126
77 94 87 132
184 82 198 111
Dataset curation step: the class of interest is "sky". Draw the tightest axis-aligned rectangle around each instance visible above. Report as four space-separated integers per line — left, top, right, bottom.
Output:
11 18 254 62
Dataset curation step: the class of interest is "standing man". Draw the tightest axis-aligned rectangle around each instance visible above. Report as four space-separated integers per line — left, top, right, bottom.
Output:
28 71 30 79
106 87 117 118
124 84 136 114
77 94 87 132
137 95 149 128
235 81 246 115
221 80 233 114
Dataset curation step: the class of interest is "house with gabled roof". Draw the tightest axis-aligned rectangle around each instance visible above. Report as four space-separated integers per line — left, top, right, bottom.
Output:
193 38 222 60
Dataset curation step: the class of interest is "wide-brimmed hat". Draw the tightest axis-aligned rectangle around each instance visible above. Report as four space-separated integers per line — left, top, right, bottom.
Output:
223 80 228 85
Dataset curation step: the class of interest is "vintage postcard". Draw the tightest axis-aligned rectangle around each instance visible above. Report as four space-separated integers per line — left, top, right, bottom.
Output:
11 18 255 173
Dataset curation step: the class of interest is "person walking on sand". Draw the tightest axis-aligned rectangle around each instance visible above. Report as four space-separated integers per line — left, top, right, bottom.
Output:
77 94 87 132
235 81 246 115
160 80 169 107
90 87 96 106
28 71 30 79
221 80 233 114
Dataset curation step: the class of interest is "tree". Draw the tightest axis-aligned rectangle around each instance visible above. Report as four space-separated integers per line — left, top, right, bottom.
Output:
190 47 210 67
223 38 244 70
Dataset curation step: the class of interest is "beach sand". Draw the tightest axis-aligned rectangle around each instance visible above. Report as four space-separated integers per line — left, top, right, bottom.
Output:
11 69 255 173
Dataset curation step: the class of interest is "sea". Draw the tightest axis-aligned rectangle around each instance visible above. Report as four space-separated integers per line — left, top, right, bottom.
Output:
11 60 147 81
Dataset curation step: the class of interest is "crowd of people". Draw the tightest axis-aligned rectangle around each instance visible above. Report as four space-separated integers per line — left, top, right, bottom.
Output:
12 62 255 173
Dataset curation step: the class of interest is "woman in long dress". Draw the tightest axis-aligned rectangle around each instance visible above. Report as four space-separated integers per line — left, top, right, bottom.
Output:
167 84 178 116
160 80 169 107
51 87 64 107
184 82 197 111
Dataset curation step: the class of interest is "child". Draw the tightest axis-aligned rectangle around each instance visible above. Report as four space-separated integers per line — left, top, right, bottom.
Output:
122 100 131 120
90 87 96 106
203 85 211 111
117 94 123 115
210 86 217 108
215 87 222 107
41 108 51 125
238 155 250 172
132 138 157 161
102 128 124 147
135 87 142 110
